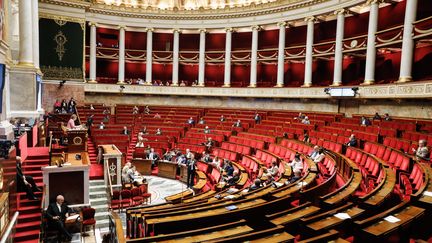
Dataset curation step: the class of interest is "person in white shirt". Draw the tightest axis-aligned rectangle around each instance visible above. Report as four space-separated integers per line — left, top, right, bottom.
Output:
265 161 279 180
288 153 304 174
98 122 105 130
204 126 211 134
308 146 320 160
314 148 325 163
413 140 430 160
301 116 310 125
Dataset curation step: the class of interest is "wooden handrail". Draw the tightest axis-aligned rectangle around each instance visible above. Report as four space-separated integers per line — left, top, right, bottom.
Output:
413 15 432 24
111 212 126 243
105 157 114 198
375 24 403 35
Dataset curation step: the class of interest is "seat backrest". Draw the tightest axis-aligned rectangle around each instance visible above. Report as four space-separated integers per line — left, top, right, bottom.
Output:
82 208 96 220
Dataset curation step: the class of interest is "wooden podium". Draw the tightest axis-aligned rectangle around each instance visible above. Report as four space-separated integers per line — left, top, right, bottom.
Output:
66 129 88 152
158 161 178 179
132 158 152 176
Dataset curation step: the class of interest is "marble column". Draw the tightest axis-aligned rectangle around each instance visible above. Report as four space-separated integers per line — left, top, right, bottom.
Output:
398 0 418 82
363 0 379 85
303 17 315 87
31 0 39 69
332 9 346 86
118 26 126 84
198 29 206 86
276 22 286 87
249 25 259 87
223 28 233 87
89 23 97 83
172 29 180 86
145 28 153 85
18 0 33 66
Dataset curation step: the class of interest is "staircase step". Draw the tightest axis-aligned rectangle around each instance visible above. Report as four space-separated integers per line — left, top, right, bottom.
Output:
92 204 109 213
14 229 40 242
18 212 41 223
89 191 108 199
89 180 105 186
16 220 41 232
14 239 40 243
89 197 108 206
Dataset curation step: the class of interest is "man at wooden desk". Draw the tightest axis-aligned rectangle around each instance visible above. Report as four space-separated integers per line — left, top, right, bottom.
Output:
46 195 76 241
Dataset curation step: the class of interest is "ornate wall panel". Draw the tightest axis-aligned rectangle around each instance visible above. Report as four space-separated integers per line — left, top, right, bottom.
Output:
39 14 85 80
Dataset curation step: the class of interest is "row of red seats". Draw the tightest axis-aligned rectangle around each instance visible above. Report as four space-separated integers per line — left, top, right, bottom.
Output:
212 148 239 162
280 139 314 155
255 149 279 167
308 137 343 154
186 132 225 143
189 128 232 137
221 142 252 156
176 143 206 154
240 155 261 179
383 137 417 155
229 136 265 150
247 128 279 137
237 132 276 144
345 147 383 192
195 123 245 132
363 142 411 172
402 131 432 145
267 143 296 161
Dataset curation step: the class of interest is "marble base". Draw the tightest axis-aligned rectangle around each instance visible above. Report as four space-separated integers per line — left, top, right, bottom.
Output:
9 66 38 113
0 120 14 140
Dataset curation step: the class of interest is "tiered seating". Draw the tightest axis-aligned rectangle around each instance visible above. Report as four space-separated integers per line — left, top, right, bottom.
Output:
220 142 252 155
212 148 239 162
228 136 265 150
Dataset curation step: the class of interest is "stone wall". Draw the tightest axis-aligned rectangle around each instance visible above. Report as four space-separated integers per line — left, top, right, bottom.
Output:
42 82 85 112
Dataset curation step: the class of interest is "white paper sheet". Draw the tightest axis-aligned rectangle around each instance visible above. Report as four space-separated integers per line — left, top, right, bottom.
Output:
423 191 432 197
384 215 401 223
334 213 351 220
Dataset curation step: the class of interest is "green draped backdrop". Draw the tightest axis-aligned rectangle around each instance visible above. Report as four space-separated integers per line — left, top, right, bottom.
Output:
39 18 84 80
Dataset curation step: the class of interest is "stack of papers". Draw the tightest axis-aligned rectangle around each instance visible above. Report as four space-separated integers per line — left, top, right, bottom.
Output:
224 195 236 199
334 213 351 220
384 215 401 223
227 188 239 194
423 191 432 197
225 205 238 211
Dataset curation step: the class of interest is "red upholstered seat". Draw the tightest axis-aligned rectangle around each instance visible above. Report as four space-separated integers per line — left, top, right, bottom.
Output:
80 207 96 238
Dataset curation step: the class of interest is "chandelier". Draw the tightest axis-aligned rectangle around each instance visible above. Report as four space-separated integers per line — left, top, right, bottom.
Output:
97 0 277 10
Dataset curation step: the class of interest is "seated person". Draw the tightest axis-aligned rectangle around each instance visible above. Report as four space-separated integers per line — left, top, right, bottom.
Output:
294 112 305 120
135 133 147 148
287 170 302 184
249 179 262 192
121 126 130 135
264 161 279 180
288 153 304 174
222 160 234 178
46 195 74 241
66 114 78 129
54 99 61 113
155 128 162 135
360 116 371 126
254 113 261 124
201 151 212 163
16 156 41 200
373 112 381 120
198 118 205 124
346 134 357 147
185 148 193 160
384 113 392 121
227 171 240 187
211 156 221 169
121 162 133 183
132 106 139 115
301 116 310 125
204 137 214 151
203 126 211 134
89 104 95 110
308 146 320 160
163 149 176 161
146 148 160 167
187 117 195 125
220 115 225 122
176 154 187 165
313 148 325 163
153 113 161 119
413 140 430 160
141 126 148 134
232 120 241 127
144 106 150 114
98 122 105 130
302 131 310 143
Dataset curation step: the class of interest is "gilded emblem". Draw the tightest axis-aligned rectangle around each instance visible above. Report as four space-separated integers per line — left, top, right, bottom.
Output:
54 31 67 61
73 136 82 145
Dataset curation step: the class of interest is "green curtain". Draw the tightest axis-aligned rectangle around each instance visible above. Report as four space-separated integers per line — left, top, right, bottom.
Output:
39 18 84 80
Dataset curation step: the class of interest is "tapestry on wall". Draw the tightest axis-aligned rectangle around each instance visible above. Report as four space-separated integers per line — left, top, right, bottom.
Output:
39 16 84 80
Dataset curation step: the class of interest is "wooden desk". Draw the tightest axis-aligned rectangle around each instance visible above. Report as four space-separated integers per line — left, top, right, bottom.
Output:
361 206 425 240
65 152 90 166
158 161 178 179
163 225 253 242
132 158 152 175
361 167 395 207
321 170 362 206
269 205 321 226
306 207 364 231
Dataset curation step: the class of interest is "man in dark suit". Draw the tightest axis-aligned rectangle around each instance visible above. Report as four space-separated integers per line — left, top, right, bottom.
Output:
46 195 74 241
146 148 160 168
121 126 130 135
16 156 40 200
187 154 197 189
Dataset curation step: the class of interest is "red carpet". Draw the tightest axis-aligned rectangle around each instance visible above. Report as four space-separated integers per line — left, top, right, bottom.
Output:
15 153 50 243
88 139 104 179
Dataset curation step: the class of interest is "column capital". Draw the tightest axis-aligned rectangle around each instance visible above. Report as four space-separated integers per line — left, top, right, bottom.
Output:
334 9 347 16
277 22 287 27
118 25 126 30
366 0 383 5
145 27 154 32
251 25 261 31
88 22 98 27
225 27 234 32
173 28 181 33
304 16 316 22
199 28 207 33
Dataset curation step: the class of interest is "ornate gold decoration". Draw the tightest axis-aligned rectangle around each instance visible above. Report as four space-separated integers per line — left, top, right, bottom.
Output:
54 19 68 26
54 31 67 61
41 66 83 79
73 136 83 145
